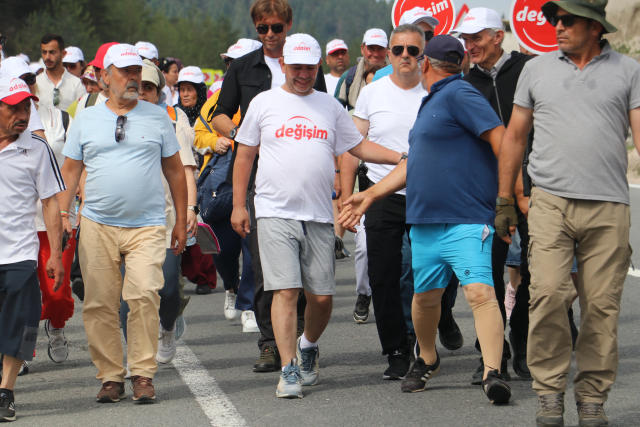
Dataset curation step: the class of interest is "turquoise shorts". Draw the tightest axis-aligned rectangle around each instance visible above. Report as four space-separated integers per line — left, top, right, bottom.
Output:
410 223 494 294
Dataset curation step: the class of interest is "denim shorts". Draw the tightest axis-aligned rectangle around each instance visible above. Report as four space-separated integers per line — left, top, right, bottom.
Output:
410 223 494 294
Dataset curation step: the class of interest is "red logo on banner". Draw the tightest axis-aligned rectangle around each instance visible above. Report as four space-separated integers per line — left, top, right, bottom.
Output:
392 0 457 35
510 0 558 54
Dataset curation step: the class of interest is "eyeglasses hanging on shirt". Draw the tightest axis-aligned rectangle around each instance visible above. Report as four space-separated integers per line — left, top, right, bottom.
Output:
115 115 127 142
53 88 60 106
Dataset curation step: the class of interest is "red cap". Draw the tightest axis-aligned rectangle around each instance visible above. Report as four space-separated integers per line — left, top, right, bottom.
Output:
0 76 39 105
88 42 119 69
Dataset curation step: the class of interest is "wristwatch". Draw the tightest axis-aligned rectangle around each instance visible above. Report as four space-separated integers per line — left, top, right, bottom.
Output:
188 205 200 215
496 197 515 206
229 126 239 139
399 152 408 163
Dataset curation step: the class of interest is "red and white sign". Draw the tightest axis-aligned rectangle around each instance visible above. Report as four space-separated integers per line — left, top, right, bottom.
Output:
510 0 558 54
392 0 457 35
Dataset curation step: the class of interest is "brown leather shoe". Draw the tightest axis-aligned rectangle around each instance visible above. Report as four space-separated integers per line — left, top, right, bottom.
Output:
97 381 125 403
131 375 156 403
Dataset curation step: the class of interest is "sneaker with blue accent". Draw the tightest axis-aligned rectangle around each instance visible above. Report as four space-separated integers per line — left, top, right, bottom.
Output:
276 359 303 399
175 315 187 340
296 337 319 386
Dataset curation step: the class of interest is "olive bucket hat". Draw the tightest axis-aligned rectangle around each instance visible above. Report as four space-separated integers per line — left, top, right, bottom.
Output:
541 0 618 34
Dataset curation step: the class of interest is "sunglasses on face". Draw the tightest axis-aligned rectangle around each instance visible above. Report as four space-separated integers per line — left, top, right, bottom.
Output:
53 88 60 106
425 31 434 42
115 115 127 142
256 24 285 35
549 14 579 27
390 45 421 57
21 74 36 86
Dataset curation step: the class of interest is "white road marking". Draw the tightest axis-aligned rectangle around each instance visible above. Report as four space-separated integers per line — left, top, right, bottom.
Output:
172 342 247 427
630 184 640 190
628 268 640 278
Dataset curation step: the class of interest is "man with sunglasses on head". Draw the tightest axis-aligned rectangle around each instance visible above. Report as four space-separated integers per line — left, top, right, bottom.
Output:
340 24 427 381
372 7 439 82
497 0 640 425
36 34 86 111
211 0 327 374
57 44 187 404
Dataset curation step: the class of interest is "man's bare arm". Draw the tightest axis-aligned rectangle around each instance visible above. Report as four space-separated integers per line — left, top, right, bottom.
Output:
230 143 259 238
59 159 85 234
348 139 402 165
630 107 640 155
41 195 65 291
211 115 237 140
498 105 533 198
162 153 188 255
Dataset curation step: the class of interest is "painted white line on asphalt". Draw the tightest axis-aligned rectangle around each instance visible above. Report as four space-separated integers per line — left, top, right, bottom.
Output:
630 184 640 189
628 268 640 278
172 342 247 427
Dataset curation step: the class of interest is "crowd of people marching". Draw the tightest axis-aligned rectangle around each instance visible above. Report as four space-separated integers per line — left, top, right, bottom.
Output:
0 0 639 426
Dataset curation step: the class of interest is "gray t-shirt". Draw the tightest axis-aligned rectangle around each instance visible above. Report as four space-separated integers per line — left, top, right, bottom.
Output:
514 41 640 205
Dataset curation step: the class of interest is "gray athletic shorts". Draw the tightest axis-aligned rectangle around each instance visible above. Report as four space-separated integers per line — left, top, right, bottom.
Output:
257 218 336 295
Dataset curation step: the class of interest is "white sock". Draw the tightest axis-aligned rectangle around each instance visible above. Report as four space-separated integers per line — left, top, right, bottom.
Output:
300 333 318 349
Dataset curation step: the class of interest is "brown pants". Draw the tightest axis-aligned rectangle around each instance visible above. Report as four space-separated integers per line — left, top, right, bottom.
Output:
527 188 631 403
79 217 166 383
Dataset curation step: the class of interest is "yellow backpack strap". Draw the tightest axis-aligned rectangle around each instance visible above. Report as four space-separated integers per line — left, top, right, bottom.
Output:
166 106 177 122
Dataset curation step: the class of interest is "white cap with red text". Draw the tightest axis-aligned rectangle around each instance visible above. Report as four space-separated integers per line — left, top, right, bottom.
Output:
399 7 440 29
0 57 34 79
17 53 30 64
362 29 388 48
178 66 205 84
103 44 144 69
135 41 159 60
326 39 348 55
221 39 263 59
450 7 503 34
63 47 84 64
283 34 322 65
0 75 39 105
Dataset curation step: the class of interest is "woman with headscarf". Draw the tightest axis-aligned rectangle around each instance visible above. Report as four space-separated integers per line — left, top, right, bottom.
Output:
176 66 208 127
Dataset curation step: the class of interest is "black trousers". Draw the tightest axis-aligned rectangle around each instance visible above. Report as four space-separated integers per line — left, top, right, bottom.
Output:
364 193 410 355
508 204 531 337
248 185 306 350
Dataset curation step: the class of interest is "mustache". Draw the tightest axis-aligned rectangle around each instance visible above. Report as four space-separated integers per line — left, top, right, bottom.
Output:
13 120 29 127
126 81 140 90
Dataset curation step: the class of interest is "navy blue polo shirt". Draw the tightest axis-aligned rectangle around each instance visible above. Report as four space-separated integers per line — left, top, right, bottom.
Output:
406 74 502 225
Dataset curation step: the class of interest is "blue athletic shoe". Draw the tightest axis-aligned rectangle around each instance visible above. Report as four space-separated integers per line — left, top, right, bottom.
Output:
296 337 319 386
276 359 303 399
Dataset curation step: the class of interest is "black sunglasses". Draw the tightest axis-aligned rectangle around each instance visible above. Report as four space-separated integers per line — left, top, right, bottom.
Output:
425 31 434 42
115 115 127 142
21 74 36 86
390 45 421 57
548 14 579 27
256 24 285 35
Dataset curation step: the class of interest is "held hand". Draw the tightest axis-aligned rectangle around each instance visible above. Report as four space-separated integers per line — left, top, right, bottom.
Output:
495 204 518 244
216 137 232 155
231 207 251 238
334 174 342 201
339 192 374 232
187 209 198 238
171 224 188 256
47 256 65 292
517 196 529 219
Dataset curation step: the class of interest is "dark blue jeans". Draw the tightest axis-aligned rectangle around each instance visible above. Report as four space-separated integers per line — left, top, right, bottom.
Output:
400 231 414 335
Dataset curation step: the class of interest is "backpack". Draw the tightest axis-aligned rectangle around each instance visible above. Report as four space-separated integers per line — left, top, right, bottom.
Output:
197 151 233 224
166 106 177 130
84 92 99 108
61 110 70 142
343 65 359 108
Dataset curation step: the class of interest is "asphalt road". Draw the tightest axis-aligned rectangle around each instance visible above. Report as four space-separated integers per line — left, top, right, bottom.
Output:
10 189 640 427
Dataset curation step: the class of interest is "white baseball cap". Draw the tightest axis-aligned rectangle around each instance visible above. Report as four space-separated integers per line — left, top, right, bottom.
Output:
103 44 144 69
0 75 39 105
17 53 30 64
362 29 388 48
135 41 159 60
450 8 504 35
178 66 205 84
326 39 348 55
30 62 44 74
0 57 34 79
63 47 84 64
221 39 263 59
283 34 322 65
399 7 440 29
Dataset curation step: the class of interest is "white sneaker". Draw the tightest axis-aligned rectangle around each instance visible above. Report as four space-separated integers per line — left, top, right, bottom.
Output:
224 291 241 321
45 320 69 363
125 363 131 379
156 324 177 364
241 311 260 333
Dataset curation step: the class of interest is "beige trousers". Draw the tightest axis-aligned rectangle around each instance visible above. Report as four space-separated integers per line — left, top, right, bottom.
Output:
527 188 631 403
79 217 166 383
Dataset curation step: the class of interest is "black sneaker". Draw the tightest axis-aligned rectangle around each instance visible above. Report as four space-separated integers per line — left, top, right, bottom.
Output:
483 370 512 404
71 277 84 302
383 349 410 380
401 353 440 393
438 316 464 351
509 329 532 379
569 315 579 351
353 294 371 324
471 358 511 385
576 402 608 427
0 390 15 422
536 393 565 427
196 284 212 295
407 334 417 364
335 236 347 260
253 345 280 373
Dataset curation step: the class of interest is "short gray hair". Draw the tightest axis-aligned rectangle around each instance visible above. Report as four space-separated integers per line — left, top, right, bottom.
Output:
485 27 504 45
390 24 425 45
427 56 462 75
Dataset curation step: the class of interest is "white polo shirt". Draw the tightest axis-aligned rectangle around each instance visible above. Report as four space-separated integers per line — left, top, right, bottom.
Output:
36 68 86 111
0 131 66 264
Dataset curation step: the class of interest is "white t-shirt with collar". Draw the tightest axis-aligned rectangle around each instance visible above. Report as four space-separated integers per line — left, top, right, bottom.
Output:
36 68 87 111
265 56 286 89
235 87 363 223
0 131 66 264
325 74 340 97
353 75 427 195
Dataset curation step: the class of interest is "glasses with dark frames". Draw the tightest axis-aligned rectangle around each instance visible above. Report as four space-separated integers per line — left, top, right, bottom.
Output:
53 88 60 106
390 45 421 57
21 74 37 86
425 31 434 42
115 115 127 142
256 24 285 34
548 14 579 27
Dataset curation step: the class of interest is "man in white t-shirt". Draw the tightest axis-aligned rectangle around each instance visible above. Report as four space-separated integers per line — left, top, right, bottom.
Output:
36 34 86 111
325 39 349 96
341 24 428 381
231 34 404 399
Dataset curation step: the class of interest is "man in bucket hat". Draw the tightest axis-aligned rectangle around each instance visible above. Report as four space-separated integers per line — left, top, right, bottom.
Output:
496 1 640 426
